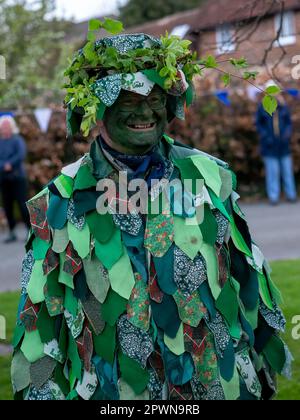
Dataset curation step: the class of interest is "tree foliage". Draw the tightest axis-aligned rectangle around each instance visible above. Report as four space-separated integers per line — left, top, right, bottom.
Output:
119 0 205 28
0 0 71 109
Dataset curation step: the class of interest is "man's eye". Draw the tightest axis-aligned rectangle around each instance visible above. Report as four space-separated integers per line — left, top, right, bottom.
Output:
121 101 135 106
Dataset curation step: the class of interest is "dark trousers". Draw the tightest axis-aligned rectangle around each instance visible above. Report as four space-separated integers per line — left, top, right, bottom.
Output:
1 177 31 232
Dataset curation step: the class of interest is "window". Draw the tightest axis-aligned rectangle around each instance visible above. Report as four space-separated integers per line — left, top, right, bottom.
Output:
275 11 296 46
171 24 190 39
216 24 235 54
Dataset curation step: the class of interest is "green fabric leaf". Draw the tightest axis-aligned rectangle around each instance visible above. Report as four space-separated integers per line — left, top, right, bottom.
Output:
59 253 74 289
83 256 110 303
102 289 127 327
86 211 115 244
36 303 56 344
67 332 82 381
164 323 185 356
174 215 203 260
21 330 44 363
12 324 25 349
95 228 123 270
173 157 203 195
216 279 239 329
258 273 273 310
141 69 166 91
64 286 79 317
27 260 48 304
220 364 240 400
219 166 233 202
118 352 150 395
199 205 218 246
191 155 222 197
93 324 116 364
263 335 286 374
11 351 31 393
74 164 97 191
230 217 252 258
208 189 231 220
52 227 69 254
54 174 74 199
201 243 221 300
185 83 194 107
108 246 135 299
67 222 90 259
32 237 50 260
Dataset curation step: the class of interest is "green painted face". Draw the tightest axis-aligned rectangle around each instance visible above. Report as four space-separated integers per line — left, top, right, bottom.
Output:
103 85 168 155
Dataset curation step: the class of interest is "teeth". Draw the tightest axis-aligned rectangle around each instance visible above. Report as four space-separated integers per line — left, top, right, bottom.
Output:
129 123 155 129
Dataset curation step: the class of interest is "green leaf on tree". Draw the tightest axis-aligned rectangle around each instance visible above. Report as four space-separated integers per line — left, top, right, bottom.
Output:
265 85 281 95
243 71 258 80
89 19 102 31
87 32 96 42
230 58 248 68
222 73 231 86
102 18 124 35
263 95 278 116
205 55 218 69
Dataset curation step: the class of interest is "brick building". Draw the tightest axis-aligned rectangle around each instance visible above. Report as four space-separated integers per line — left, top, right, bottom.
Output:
125 0 300 86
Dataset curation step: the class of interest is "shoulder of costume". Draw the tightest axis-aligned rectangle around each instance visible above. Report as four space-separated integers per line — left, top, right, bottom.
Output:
163 134 237 197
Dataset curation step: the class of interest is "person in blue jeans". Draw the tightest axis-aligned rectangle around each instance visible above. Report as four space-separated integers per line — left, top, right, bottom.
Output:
256 95 297 205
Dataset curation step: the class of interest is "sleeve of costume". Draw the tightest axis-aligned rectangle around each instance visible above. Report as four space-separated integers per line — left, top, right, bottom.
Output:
11 158 121 401
224 171 292 398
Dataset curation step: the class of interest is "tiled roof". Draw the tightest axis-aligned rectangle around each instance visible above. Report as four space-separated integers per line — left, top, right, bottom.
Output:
126 0 300 35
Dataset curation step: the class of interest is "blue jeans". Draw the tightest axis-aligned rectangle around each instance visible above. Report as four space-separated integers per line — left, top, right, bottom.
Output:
264 155 297 202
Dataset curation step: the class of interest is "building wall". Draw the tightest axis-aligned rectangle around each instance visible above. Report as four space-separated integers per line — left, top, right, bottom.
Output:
198 10 300 83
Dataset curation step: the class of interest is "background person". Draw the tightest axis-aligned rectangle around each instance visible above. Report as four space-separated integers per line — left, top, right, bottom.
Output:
256 87 297 205
0 115 30 243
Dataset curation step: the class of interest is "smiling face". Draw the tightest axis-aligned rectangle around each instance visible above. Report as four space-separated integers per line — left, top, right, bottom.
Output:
102 85 168 155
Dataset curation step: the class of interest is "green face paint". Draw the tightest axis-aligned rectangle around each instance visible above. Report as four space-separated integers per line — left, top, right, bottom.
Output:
103 85 168 154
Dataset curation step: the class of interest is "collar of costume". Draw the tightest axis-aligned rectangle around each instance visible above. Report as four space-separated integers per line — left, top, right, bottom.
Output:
98 136 166 183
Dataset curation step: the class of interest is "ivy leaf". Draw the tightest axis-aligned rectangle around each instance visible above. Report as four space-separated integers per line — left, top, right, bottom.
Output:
87 31 96 42
263 95 278 116
205 55 217 69
159 67 169 77
265 85 281 95
243 71 258 80
89 19 101 31
230 58 248 68
222 73 231 87
103 18 124 35
83 42 96 62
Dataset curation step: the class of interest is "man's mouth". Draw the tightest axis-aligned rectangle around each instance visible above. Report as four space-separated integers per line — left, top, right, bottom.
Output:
127 123 156 131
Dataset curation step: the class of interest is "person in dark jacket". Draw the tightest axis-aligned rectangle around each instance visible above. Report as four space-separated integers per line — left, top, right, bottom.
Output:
0 116 30 243
256 93 297 205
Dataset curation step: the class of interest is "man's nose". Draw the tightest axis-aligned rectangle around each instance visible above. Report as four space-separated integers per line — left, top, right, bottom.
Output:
134 100 154 117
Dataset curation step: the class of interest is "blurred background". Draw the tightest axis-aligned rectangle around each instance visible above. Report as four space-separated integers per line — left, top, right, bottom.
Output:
0 0 299 400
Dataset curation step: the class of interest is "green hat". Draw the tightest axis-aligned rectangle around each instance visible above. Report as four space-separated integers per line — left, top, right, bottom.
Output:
64 29 200 137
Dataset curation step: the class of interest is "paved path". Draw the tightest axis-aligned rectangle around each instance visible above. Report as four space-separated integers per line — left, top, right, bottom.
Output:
241 201 300 262
0 202 299 293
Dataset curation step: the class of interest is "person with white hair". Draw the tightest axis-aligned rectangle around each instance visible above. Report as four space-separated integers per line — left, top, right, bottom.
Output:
0 115 30 242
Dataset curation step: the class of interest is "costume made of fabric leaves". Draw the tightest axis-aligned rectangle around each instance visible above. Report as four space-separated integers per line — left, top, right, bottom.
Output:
12 135 291 400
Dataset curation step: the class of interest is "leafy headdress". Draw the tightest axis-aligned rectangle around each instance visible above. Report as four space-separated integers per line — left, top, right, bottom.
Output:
64 19 201 137
64 18 281 137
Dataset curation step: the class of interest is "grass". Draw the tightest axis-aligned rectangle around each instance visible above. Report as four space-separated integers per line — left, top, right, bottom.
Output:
0 260 299 400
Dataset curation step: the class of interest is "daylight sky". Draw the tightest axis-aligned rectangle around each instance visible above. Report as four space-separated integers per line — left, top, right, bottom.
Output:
54 0 127 22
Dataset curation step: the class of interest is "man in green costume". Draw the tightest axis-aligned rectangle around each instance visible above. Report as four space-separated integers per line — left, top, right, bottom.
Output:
11 32 291 400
